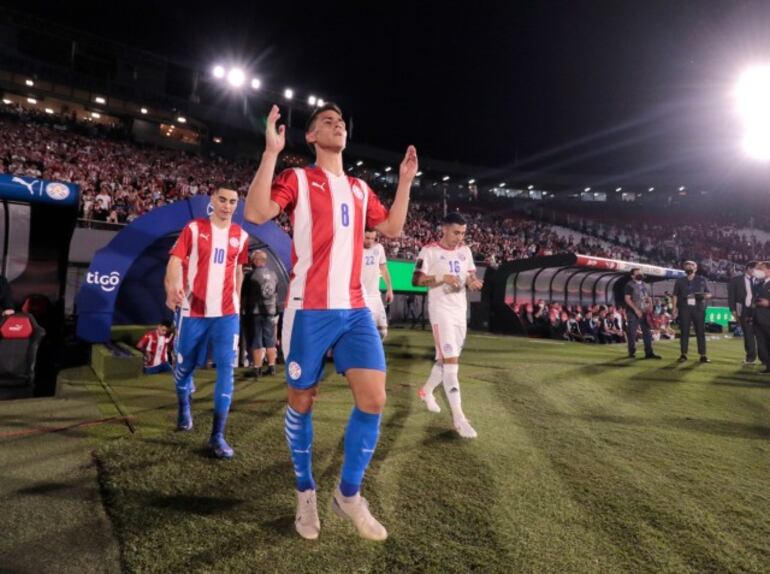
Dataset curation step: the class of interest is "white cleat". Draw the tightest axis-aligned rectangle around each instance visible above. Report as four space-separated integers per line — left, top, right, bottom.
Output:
294 489 320 540
418 387 441 413
454 417 478 439
331 487 388 541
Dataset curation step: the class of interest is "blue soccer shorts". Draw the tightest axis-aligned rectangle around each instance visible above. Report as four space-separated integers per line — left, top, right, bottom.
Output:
281 308 386 389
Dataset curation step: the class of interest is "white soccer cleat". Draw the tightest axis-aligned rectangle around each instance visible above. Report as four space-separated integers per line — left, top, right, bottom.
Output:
295 489 320 540
454 417 478 439
418 387 441 413
331 487 388 541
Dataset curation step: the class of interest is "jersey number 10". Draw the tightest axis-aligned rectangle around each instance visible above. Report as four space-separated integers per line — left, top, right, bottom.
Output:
214 248 225 264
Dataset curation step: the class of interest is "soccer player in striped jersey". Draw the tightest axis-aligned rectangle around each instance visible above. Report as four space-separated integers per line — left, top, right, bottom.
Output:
245 104 417 541
164 187 249 459
136 320 174 374
412 212 484 439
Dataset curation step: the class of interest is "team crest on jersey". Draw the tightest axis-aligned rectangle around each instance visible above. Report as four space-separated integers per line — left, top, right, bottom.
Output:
229 237 240 248
459 253 466 261
443 343 453 354
352 185 364 200
288 361 302 380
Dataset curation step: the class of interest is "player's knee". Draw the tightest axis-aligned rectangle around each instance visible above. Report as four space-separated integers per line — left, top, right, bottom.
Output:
357 388 387 413
288 386 317 413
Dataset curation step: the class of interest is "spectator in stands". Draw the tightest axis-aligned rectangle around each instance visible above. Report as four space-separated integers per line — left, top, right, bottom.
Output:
623 269 661 359
136 320 174 374
672 261 711 363
581 310 599 342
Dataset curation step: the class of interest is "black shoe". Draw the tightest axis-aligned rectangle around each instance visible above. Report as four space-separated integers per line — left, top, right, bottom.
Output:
250 367 261 379
699 356 711 363
644 353 662 360
628 352 636 359
678 355 688 363
265 365 276 376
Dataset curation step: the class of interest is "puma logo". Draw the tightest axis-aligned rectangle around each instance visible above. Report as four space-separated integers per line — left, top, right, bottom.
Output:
199 233 210 241
311 181 327 192
12 177 37 195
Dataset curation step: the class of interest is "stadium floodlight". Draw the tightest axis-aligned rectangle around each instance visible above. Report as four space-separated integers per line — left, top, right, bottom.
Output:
735 65 770 160
250 78 261 90
91 112 100 118
678 186 685 191
528 184 534 190
140 107 148 114
648 187 654 192
2 99 11 105
27 98 36 104
213 137 223 144
308 95 317 106
94 96 106 104
44 107 54 114
356 160 364 166
416 171 423 177
317 98 325 107
584 187 591 192
177 116 187 123
498 182 506 187
468 179 476 184
384 166 392 172
615 187 622 192
227 67 245 88
284 88 294 100
443 176 451 182
212 65 226 79
25 79 34 87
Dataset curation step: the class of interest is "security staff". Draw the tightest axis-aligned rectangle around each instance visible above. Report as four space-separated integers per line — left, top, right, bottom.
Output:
750 261 770 374
727 261 765 365
623 268 661 360
672 260 711 363
243 250 279 378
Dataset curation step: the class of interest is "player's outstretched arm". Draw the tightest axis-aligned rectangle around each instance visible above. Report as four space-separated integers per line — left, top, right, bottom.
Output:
164 256 185 310
375 145 418 238
245 105 284 224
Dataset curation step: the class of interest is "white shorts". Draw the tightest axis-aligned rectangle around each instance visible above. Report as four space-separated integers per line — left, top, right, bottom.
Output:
431 317 467 360
366 296 388 329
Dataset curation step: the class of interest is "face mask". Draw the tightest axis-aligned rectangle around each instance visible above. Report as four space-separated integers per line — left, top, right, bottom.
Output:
633 274 643 281
686 269 695 275
754 270 766 280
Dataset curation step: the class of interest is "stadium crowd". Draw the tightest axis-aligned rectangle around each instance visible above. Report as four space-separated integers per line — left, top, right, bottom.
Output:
0 103 762 281
511 299 677 344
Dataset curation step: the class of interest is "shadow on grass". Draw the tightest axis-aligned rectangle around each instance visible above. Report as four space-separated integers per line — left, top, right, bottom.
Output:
148 494 245 515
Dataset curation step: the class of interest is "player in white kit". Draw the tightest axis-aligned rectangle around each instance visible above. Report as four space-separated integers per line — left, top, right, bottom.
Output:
412 212 483 438
362 230 394 339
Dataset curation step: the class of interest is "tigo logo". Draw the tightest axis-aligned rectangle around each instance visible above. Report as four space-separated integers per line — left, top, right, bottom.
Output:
86 271 121 293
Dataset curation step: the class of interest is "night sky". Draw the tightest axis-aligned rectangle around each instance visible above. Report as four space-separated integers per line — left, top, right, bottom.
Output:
7 1 770 182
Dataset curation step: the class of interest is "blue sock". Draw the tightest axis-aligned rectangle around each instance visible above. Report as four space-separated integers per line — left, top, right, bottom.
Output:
285 406 315 492
340 407 382 497
212 410 228 438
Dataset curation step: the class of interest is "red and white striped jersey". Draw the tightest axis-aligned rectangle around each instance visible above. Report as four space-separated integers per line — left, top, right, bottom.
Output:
271 166 389 310
169 218 249 317
137 330 173 368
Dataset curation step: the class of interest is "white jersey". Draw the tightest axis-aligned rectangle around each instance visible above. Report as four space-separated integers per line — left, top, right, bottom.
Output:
362 243 387 300
416 243 476 321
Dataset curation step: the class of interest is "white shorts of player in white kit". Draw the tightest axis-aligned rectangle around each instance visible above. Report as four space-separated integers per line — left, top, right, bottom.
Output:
431 315 467 360
366 296 388 330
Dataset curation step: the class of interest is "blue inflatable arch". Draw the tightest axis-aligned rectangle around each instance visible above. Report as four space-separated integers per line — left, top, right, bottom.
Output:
76 195 291 342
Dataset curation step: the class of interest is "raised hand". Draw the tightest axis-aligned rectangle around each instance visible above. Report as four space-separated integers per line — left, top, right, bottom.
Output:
265 105 286 155
399 145 418 182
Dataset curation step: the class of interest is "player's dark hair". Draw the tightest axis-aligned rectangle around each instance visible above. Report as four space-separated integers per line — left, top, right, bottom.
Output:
305 102 343 154
746 260 758 270
629 267 641 275
442 212 466 226
160 320 173 329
